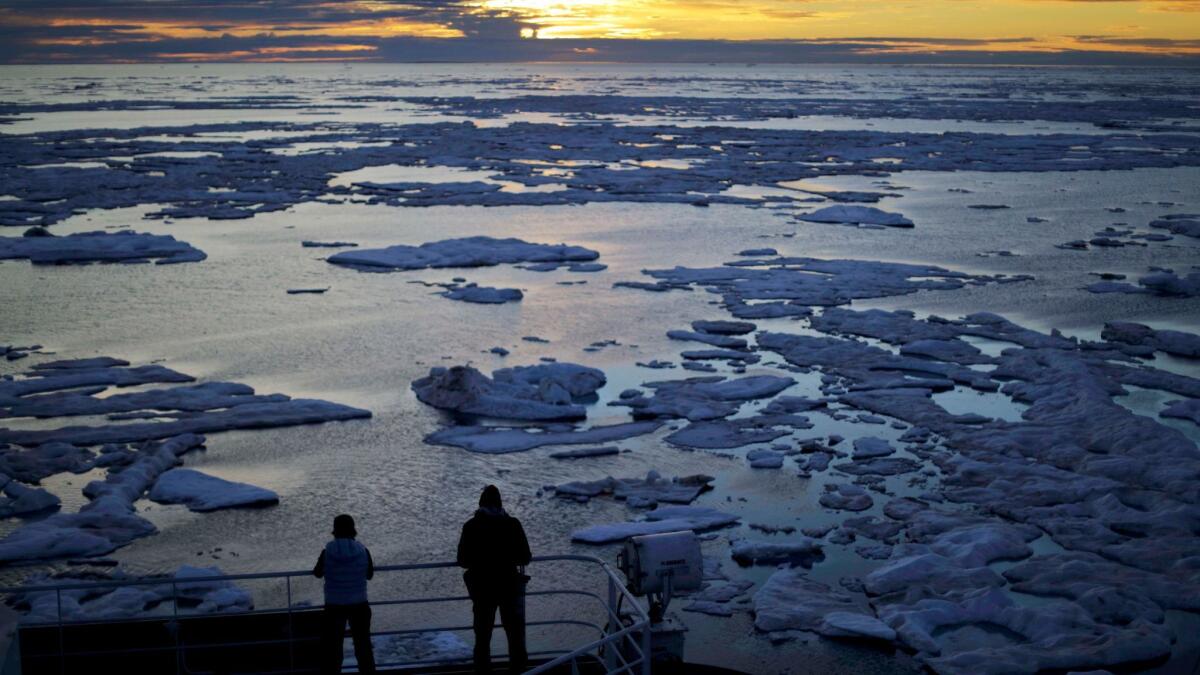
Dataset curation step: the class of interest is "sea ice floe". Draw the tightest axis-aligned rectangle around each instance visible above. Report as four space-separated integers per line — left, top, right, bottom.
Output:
548 446 619 459
621 255 1030 320
426 421 662 454
0 441 96 483
1086 268 1200 297
1148 214 1200 238
683 578 754 617
753 568 892 640
680 349 760 363
797 205 914 228
0 358 369 447
0 397 370 447
0 480 61 518
327 236 598 272
692 320 757 335
851 437 895 459
874 586 1170 675
1101 321 1200 358
439 283 523 304
666 330 748 350
1 381 287 420
613 375 794 421
1161 398 1200 425
551 470 712 507
746 448 784 468
13 564 253 624
731 538 824 567
1002 551 1200 619
0 230 205 265
301 240 357 248
148 468 279 512
571 505 739 544
819 484 873 512
411 363 604 421
665 412 811 450
0 434 204 562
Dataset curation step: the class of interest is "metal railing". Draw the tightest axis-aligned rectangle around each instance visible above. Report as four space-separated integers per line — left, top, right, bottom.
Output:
1 554 651 675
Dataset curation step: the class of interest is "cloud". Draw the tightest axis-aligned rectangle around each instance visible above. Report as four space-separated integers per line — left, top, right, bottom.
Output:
1 0 1198 64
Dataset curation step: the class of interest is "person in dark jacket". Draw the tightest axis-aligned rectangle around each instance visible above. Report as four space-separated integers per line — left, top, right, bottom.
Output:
314 514 376 674
457 485 532 673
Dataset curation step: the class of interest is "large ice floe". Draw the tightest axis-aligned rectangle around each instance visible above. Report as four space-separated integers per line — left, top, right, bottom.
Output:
0 229 205 265
426 421 661 455
326 236 598 272
796 205 914 229
148 468 280 512
412 362 605 421
612 375 794 421
616 255 1031 319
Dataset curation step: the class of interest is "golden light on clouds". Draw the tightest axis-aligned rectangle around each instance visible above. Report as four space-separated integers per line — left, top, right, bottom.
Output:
3 0 1199 61
42 16 462 40
472 0 1200 45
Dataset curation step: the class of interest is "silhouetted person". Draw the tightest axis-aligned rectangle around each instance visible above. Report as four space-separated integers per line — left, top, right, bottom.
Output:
314 514 376 674
458 485 532 673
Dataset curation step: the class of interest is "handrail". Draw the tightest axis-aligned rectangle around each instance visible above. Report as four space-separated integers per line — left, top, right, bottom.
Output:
0 554 623 595
2 553 653 675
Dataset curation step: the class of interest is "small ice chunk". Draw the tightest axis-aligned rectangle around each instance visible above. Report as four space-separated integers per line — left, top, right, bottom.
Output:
692 320 757 335
819 484 873 512
548 446 618 460
440 284 523 304
851 437 894 459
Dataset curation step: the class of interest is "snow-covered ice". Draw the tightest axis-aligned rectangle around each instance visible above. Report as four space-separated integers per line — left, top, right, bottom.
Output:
148 468 279 512
327 236 598 271
411 363 604 421
797 205 914 228
0 230 205 265
571 505 739 544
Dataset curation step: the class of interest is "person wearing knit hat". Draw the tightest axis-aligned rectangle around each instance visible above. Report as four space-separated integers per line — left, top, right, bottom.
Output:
457 485 532 673
314 514 376 674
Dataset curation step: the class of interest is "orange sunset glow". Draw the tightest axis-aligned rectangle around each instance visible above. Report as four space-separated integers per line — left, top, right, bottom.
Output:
1 0 1198 62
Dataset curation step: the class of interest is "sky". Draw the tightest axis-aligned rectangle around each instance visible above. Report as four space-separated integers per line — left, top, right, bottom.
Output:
1 0 1198 64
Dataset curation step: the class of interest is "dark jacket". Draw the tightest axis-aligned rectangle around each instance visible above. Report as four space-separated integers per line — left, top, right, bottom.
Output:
314 538 375 606
457 507 532 582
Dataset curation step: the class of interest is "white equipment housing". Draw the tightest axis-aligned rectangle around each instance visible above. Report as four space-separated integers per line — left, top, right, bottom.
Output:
619 531 702 596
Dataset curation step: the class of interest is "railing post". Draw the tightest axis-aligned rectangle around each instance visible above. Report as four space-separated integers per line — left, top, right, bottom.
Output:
172 581 181 675
640 615 651 675
287 576 295 674
55 588 64 675
604 576 618 672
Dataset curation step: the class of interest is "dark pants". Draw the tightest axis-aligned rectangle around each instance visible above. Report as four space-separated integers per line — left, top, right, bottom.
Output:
322 603 375 674
466 573 527 674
